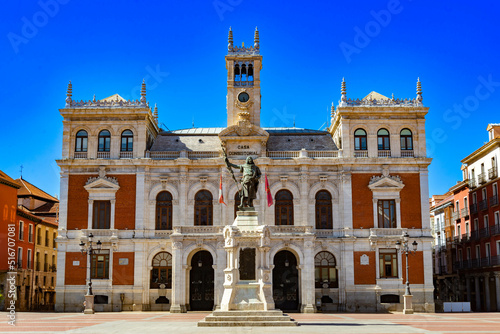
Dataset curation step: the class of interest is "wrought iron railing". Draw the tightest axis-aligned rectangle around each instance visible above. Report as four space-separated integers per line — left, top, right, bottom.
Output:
469 178 477 189
478 172 487 184
489 166 498 180
490 195 498 207
479 199 488 211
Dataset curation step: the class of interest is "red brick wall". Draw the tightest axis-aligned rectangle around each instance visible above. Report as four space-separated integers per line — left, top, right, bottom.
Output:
351 173 422 229
67 174 136 230
65 252 87 285
354 251 376 284
112 252 134 285
402 251 424 284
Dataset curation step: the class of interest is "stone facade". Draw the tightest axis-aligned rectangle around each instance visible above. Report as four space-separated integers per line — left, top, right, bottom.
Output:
55 29 434 313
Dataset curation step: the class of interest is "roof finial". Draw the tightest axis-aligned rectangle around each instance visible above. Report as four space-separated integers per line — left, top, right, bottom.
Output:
154 103 159 123
228 27 233 51
65 80 72 107
340 78 347 106
254 26 260 50
140 79 146 105
416 77 422 104
330 102 335 118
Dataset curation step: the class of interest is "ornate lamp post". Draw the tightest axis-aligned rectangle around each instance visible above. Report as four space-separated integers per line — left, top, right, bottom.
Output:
79 233 102 314
396 231 418 314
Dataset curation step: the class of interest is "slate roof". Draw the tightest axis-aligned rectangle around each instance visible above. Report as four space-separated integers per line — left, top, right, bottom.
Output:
151 127 338 151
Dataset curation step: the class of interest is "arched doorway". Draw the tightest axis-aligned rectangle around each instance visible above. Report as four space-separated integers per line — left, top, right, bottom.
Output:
273 250 299 311
189 250 214 311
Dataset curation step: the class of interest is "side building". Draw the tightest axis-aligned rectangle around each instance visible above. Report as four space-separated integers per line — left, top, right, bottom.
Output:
55 29 434 313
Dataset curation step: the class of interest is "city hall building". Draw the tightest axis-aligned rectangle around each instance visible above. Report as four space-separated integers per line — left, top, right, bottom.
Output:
55 29 434 313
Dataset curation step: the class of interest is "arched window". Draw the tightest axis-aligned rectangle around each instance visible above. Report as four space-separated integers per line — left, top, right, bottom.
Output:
75 130 88 152
354 129 367 150
400 128 413 150
98 130 111 152
315 251 338 288
275 190 294 225
121 130 133 152
248 64 254 81
195 190 213 226
150 252 172 288
377 129 390 150
234 64 240 81
156 191 173 230
315 190 332 229
241 64 247 82
234 191 241 219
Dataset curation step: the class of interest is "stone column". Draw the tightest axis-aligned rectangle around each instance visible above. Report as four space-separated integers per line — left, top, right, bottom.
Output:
299 168 309 226
484 275 491 311
495 274 500 311
301 240 316 313
475 276 481 311
179 171 187 226
170 242 185 313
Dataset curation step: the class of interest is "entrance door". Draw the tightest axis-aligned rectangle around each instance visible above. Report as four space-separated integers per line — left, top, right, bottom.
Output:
273 250 299 311
189 250 214 311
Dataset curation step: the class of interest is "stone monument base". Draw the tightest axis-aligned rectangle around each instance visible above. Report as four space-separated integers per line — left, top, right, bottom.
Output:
197 310 298 327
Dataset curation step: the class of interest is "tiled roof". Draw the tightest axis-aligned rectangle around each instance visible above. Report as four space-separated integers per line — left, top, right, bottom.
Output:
0 170 21 189
15 178 59 202
31 202 59 214
363 91 390 101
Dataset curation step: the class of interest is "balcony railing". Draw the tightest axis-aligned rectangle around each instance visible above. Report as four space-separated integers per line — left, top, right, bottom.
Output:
479 227 490 238
489 166 498 180
119 151 133 159
461 233 469 242
378 150 391 158
266 151 300 159
490 224 500 236
470 230 480 241
469 178 477 189
461 207 469 218
308 151 340 158
74 152 87 159
490 195 498 207
97 152 110 159
479 199 488 211
401 150 414 158
234 81 254 87
148 151 181 159
478 172 487 184
354 151 368 158
470 203 478 214
452 211 460 221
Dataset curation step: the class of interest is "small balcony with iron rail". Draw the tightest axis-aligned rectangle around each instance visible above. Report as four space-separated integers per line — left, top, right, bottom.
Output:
490 224 500 236
452 210 460 221
489 166 498 180
468 178 477 189
461 207 469 218
479 199 488 211
490 195 498 207
470 203 478 214
478 172 487 185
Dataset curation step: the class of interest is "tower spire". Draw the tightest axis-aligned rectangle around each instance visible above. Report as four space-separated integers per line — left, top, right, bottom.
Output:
140 79 146 105
228 27 233 51
65 80 72 107
254 26 259 50
330 102 335 118
416 77 423 104
340 77 347 106
154 103 158 123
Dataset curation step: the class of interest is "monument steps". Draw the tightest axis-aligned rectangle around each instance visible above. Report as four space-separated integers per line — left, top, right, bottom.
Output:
198 310 298 327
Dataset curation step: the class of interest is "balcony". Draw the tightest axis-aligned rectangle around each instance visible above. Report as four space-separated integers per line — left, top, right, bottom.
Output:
452 210 460 221
74 152 87 159
479 199 488 211
401 150 414 158
378 150 391 158
119 151 133 159
492 255 500 266
36 262 40 271
478 172 487 184
470 203 478 214
470 230 480 241
490 195 498 207
461 207 469 218
354 151 368 158
461 233 469 242
489 166 498 180
468 178 477 189
97 152 110 159
490 224 500 236
479 227 490 238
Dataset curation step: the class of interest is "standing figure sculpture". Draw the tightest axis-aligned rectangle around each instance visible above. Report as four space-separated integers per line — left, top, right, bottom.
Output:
224 156 261 210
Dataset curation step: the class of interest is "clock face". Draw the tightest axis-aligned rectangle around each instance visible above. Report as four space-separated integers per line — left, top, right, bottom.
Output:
238 92 250 103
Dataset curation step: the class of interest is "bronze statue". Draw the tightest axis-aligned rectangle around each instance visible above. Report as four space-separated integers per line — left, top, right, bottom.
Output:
223 155 261 210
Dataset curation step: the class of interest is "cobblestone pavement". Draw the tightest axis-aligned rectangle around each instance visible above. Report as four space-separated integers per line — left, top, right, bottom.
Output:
1 312 500 334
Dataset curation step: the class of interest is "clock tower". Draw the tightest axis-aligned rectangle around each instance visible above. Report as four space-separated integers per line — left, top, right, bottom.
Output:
225 27 262 127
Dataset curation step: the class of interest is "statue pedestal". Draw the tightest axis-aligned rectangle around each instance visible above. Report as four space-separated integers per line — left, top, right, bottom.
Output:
403 294 414 314
199 211 297 326
83 294 95 314
220 211 274 311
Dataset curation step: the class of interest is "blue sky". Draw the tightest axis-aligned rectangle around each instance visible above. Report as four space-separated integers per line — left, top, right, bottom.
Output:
1 0 499 198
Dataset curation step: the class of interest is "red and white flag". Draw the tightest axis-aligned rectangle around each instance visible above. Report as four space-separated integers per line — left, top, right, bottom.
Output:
218 175 226 205
265 173 273 207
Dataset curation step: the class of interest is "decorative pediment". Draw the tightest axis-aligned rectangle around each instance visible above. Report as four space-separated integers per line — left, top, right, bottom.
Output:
368 174 404 191
84 166 120 192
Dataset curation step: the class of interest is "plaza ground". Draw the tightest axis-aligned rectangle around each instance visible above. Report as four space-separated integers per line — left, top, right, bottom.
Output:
1 312 500 333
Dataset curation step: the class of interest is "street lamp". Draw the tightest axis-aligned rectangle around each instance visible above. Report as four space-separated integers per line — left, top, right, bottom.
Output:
80 233 102 314
395 231 418 314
